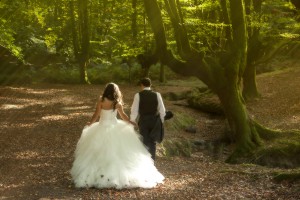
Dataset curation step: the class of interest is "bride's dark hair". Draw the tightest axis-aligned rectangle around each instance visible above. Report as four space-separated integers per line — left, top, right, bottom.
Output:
101 83 123 110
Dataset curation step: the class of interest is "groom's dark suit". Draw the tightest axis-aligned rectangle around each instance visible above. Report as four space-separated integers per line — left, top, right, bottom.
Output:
131 88 165 160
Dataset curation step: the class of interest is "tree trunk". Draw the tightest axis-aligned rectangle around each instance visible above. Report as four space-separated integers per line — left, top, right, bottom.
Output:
219 0 232 47
216 82 262 158
69 0 79 60
242 60 260 100
160 64 165 83
163 0 192 58
242 0 262 100
78 0 90 83
143 0 263 158
131 0 138 41
291 0 300 9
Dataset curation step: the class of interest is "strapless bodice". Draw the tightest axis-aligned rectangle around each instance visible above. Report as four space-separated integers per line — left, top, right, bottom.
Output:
99 109 118 123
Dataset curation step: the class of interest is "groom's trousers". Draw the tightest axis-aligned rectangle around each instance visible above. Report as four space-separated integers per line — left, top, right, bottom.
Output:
138 115 160 160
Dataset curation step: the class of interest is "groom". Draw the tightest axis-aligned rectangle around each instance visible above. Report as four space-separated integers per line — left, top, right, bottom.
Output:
130 78 166 160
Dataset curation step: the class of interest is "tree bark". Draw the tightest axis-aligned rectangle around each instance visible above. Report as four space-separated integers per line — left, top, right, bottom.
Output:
163 0 192 58
291 0 300 9
219 0 232 47
242 0 262 100
216 82 262 158
69 0 80 60
160 64 165 82
131 0 138 41
78 0 90 83
242 61 259 99
143 0 263 158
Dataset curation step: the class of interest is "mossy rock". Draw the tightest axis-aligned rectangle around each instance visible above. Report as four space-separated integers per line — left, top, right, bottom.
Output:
273 171 300 182
160 139 194 157
163 91 191 101
164 111 196 132
254 139 300 168
186 88 224 115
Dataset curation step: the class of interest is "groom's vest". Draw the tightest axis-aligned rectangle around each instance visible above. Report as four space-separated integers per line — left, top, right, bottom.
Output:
139 90 158 116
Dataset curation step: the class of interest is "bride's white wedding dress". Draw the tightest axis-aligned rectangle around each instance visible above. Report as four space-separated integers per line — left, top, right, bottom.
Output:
71 109 164 189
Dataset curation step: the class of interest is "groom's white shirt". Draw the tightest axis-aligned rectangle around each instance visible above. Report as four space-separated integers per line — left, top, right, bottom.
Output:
130 87 166 123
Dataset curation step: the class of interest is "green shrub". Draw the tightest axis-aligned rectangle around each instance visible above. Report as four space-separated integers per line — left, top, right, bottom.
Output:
160 139 194 157
87 64 141 84
164 111 196 133
0 65 33 85
35 65 80 84
254 137 300 168
148 63 180 81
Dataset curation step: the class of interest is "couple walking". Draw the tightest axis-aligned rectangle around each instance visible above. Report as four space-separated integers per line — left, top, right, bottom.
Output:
71 78 166 189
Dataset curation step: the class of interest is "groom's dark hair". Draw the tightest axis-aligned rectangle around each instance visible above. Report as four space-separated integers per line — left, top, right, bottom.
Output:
139 78 151 87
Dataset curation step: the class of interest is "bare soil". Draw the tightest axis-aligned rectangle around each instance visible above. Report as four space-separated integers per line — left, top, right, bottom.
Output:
0 65 299 199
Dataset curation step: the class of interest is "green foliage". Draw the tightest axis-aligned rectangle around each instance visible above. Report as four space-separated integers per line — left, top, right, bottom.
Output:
0 19 23 59
161 139 194 157
148 64 180 81
254 130 300 168
34 65 80 84
1 0 300 84
0 66 33 85
273 171 300 182
87 64 140 84
164 111 196 133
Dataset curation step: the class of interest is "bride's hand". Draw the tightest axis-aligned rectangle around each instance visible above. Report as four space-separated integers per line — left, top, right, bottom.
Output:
86 122 92 126
129 121 137 127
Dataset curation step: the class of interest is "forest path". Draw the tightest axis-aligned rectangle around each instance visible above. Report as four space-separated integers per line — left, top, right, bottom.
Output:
0 65 299 199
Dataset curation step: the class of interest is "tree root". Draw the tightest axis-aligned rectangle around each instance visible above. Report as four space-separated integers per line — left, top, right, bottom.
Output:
274 172 300 182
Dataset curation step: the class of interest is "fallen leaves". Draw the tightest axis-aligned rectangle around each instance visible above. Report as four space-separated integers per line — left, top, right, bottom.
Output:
0 67 300 199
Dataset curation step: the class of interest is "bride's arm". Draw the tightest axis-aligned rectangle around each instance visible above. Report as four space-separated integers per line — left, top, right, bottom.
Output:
116 103 136 126
87 97 102 126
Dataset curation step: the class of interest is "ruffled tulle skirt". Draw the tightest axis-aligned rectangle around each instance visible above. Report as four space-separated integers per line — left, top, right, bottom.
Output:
70 120 164 189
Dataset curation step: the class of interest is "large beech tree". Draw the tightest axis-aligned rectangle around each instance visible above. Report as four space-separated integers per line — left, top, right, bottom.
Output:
143 0 264 159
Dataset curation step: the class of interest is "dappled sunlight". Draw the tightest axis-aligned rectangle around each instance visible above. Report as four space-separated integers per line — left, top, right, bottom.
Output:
14 150 39 159
7 87 68 94
68 112 90 117
28 163 52 168
0 183 25 190
0 86 79 107
162 174 204 191
1 104 27 110
61 105 91 111
13 150 67 160
41 115 68 121
41 112 90 121
290 115 300 126
17 123 37 128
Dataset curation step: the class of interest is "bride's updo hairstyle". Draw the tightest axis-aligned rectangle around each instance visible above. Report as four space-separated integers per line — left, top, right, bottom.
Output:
101 83 123 110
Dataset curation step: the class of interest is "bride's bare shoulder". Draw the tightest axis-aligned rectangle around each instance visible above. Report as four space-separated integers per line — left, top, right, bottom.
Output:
115 102 120 108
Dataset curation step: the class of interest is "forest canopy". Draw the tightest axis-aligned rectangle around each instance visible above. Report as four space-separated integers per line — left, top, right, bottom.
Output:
0 0 299 84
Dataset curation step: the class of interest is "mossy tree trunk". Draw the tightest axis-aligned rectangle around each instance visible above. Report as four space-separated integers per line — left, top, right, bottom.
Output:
242 0 262 100
143 0 263 158
216 81 262 157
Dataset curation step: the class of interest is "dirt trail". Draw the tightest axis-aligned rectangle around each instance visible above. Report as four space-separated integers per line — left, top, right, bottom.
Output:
0 67 299 199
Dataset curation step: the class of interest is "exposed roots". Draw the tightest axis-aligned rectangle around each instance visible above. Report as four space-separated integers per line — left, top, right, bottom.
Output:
254 120 300 140
226 120 300 168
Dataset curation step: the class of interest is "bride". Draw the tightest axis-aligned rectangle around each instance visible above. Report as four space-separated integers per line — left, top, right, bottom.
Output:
70 83 164 189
